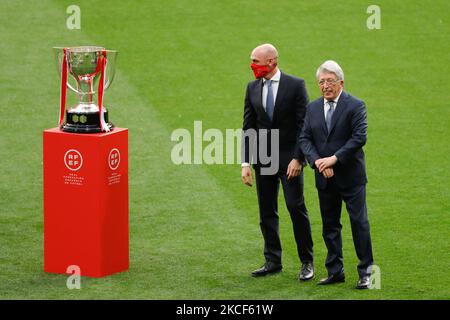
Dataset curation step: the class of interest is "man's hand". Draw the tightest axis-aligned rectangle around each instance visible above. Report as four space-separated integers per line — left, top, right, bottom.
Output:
322 168 334 178
242 166 253 187
315 155 338 173
287 159 303 180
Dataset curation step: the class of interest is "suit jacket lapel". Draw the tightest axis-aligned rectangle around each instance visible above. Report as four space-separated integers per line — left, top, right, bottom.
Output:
319 100 328 135
254 79 270 121
273 72 286 121
328 91 347 136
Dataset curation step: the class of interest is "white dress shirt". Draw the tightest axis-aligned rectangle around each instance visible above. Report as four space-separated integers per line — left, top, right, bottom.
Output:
262 69 281 111
324 89 343 120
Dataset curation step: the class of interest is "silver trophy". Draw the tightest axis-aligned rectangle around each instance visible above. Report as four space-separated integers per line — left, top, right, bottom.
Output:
54 46 118 133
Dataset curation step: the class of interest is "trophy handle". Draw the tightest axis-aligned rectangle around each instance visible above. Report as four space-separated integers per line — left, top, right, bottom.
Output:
104 50 118 90
66 81 81 94
53 47 84 94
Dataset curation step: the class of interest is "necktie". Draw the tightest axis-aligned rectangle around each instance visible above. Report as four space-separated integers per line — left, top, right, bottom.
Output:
266 80 275 121
326 100 335 132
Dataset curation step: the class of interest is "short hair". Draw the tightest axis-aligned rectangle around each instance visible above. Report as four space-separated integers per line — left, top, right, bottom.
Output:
316 60 344 80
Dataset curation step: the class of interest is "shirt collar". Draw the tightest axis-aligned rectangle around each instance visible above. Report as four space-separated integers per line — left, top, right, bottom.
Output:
263 69 281 83
324 89 343 106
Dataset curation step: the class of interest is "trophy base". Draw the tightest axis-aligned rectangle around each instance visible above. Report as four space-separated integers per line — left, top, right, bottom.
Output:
62 110 114 133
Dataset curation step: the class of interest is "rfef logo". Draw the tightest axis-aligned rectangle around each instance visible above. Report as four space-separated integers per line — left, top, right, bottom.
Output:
64 149 83 171
108 148 120 170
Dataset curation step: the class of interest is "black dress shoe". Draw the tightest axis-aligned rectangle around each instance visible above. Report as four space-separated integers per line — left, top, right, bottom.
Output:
356 276 371 289
299 262 314 281
251 262 282 277
317 272 345 285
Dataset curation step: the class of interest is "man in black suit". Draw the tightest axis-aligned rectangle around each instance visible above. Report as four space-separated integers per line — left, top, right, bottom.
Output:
300 60 374 289
241 44 314 281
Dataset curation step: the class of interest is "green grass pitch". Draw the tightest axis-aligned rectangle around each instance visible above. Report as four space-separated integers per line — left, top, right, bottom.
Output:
0 0 449 299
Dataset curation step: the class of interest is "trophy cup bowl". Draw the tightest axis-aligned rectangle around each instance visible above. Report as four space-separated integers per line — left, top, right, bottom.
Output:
54 46 118 133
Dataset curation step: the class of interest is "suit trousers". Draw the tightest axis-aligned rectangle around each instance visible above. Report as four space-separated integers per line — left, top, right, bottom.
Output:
317 179 373 277
254 166 313 265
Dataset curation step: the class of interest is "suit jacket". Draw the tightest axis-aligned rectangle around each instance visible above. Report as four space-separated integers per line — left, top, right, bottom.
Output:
300 91 368 190
242 71 309 170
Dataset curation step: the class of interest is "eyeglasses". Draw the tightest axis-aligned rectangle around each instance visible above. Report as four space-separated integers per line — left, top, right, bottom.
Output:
318 79 341 86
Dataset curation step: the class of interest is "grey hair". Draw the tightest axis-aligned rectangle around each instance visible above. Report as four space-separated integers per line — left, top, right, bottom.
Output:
316 60 344 80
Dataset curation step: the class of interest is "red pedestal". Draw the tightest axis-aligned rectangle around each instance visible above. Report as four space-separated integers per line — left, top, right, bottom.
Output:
43 127 129 277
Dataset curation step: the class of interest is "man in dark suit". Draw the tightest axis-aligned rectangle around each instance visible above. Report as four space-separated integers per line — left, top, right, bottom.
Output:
241 44 314 281
300 60 374 289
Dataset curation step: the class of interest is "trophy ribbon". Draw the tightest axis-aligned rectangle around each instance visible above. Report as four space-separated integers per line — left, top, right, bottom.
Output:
98 50 110 132
59 48 68 127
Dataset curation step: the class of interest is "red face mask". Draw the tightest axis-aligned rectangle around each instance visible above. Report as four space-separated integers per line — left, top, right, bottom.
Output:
251 62 276 79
